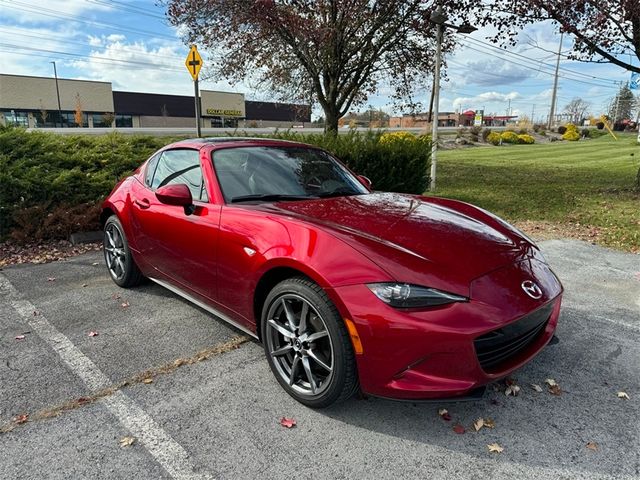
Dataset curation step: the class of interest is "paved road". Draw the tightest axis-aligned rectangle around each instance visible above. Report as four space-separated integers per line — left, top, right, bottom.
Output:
0 239 638 479
28 126 507 136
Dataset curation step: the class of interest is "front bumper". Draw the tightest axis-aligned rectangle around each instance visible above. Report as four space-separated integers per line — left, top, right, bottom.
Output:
332 258 563 400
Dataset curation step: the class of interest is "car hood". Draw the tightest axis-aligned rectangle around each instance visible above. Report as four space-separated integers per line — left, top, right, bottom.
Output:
267 192 537 295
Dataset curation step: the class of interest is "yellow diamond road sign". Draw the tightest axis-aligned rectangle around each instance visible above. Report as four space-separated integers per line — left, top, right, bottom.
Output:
185 45 202 81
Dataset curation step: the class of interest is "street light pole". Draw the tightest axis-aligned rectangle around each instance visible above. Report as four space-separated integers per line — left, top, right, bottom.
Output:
429 22 443 192
50 61 62 127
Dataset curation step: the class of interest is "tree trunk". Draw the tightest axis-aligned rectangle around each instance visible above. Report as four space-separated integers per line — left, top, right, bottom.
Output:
324 109 339 136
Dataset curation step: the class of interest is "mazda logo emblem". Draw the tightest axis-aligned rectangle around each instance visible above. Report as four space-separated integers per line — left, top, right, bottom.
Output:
521 280 543 299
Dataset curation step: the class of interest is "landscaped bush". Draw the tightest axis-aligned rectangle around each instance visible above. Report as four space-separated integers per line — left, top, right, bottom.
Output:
562 129 580 141
469 126 482 136
557 125 567 135
596 121 605 130
518 128 529 135
581 128 590 138
0 127 430 241
500 131 520 144
517 134 535 144
487 132 501 145
482 128 492 142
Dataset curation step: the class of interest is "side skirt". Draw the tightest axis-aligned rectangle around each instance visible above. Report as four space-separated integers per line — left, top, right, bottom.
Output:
148 277 259 340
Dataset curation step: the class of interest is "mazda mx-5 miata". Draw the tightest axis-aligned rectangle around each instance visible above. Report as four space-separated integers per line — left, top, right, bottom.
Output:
101 137 562 408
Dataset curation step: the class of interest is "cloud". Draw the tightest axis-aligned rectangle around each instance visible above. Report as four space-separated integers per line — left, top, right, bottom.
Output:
1 0 112 25
460 59 534 87
452 91 521 108
69 36 248 96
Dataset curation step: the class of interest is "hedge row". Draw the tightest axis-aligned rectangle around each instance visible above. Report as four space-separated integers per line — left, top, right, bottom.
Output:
0 127 430 241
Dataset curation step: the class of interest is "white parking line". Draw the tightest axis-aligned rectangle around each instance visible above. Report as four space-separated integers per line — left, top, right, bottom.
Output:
0 273 214 480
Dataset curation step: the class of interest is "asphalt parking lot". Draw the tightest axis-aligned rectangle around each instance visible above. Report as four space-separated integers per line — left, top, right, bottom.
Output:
1 239 638 479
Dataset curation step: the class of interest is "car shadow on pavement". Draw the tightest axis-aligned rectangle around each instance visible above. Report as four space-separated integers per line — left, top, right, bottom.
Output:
319 306 638 478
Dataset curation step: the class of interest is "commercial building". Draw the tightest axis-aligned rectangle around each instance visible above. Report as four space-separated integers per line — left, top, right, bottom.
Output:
389 110 517 128
0 74 310 129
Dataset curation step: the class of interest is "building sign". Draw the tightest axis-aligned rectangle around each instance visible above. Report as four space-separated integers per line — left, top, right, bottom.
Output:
474 110 484 126
630 72 640 90
205 108 243 117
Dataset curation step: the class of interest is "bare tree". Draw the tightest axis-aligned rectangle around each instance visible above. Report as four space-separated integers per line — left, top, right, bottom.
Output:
563 98 591 124
74 93 84 127
479 1 640 73
164 0 473 133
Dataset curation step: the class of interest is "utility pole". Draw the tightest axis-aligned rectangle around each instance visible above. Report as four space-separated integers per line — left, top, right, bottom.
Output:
531 104 535 123
50 61 62 127
548 32 563 130
429 18 443 192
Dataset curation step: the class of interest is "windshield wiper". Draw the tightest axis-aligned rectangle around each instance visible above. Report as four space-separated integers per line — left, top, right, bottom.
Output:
230 194 315 203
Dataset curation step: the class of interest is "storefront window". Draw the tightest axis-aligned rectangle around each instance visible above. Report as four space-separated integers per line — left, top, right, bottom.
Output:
92 114 114 127
115 115 133 127
2 110 29 127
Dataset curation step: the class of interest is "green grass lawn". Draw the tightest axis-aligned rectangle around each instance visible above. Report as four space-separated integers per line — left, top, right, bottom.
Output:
435 133 640 252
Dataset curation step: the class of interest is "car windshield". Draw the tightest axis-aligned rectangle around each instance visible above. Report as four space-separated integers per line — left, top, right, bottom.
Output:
212 146 368 203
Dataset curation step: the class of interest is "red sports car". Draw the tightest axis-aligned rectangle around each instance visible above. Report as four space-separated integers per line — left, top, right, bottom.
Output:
101 138 562 407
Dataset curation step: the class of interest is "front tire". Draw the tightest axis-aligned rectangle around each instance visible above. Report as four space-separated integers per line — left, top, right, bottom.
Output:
103 215 144 288
261 277 358 408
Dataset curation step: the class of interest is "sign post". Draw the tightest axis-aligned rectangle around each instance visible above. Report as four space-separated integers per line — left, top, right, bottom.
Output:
631 73 640 144
185 45 203 137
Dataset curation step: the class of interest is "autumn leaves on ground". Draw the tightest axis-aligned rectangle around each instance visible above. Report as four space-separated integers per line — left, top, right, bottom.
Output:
437 132 640 253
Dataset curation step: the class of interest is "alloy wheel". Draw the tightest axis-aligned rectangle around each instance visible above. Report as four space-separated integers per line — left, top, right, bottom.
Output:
104 223 127 281
265 294 334 397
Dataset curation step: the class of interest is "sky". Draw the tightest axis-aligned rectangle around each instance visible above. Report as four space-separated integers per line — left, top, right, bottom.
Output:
0 0 637 122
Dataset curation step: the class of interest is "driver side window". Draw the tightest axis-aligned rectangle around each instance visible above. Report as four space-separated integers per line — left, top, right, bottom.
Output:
150 149 208 202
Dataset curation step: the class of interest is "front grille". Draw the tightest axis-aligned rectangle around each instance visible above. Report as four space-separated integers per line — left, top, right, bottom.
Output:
474 302 554 372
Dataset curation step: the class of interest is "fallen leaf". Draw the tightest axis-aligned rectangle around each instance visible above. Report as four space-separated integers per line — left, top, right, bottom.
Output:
15 414 28 424
143 378 153 384
121 301 130 308
112 293 121 300
473 418 484 432
33 311 40 316
483 418 496 429
545 378 557 387
77 397 90 405
548 384 562 396
15 335 25 340
92 262 100 266
438 408 451 421
82 284 88 288
280 417 296 428
505 385 521 397
531 384 543 392
47 277 56 282
487 443 504 453
586 442 598 451
120 436 136 447
617 391 630 400
453 424 465 434
88 331 99 337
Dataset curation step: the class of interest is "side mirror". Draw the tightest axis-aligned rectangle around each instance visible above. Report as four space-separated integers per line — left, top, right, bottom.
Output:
357 175 372 190
155 184 195 215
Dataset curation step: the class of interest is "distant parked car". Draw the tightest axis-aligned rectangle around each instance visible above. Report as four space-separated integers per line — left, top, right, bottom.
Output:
101 138 562 407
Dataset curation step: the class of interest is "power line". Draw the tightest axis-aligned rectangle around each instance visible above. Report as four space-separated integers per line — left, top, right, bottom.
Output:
84 0 166 20
461 35 620 85
0 0 177 41
0 28 186 63
458 43 618 90
0 43 184 73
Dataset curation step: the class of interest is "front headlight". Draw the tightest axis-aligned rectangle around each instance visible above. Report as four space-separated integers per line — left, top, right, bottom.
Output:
367 283 468 308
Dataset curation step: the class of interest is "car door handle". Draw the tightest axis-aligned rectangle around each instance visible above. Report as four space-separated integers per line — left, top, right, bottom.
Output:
135 198 150 209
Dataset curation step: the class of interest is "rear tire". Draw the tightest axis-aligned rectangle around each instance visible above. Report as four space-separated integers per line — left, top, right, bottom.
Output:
103 215 144 288
261 277 358 408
